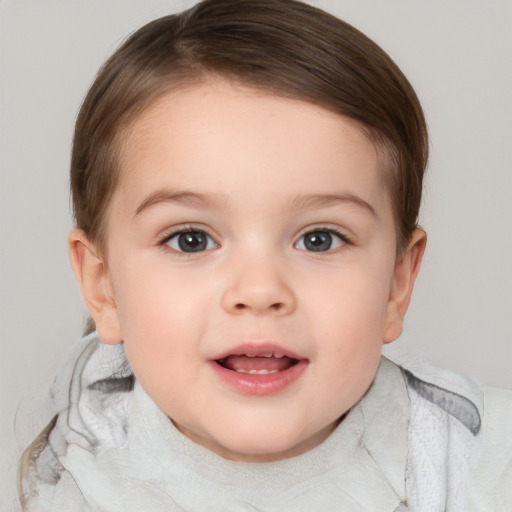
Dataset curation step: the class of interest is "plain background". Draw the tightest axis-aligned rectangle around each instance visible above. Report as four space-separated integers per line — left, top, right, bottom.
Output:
1 0 511 508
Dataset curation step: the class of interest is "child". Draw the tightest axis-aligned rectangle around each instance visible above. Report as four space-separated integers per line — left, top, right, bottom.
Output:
17 0 512 510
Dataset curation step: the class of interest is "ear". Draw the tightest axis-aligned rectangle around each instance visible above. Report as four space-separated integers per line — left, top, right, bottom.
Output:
68 229 122 344
383 229 427 343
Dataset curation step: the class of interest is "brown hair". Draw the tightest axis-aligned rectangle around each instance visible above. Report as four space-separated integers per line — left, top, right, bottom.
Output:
71 0 428 256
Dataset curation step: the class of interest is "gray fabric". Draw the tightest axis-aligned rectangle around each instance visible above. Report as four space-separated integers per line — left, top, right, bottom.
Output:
403 369 481 435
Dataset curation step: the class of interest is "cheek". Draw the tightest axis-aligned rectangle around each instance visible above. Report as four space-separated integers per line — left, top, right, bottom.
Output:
300 261 393 396
113 265 211 406
301 259 393 335
110 259 215 355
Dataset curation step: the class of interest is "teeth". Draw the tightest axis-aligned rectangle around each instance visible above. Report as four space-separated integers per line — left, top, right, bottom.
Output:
238 353 283 358
235 369 279 375
238 354 275 358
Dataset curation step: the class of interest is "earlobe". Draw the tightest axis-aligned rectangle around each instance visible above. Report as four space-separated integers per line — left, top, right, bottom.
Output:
68 229 123 344
383 229 427 343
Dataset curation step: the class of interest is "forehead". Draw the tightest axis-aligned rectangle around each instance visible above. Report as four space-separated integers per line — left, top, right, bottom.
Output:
113 79 391 218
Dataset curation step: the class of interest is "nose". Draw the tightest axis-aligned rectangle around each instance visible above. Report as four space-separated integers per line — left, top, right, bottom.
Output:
221 255 296 316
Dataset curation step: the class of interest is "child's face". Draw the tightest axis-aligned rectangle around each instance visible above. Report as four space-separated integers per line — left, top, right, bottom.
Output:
75 79 423 462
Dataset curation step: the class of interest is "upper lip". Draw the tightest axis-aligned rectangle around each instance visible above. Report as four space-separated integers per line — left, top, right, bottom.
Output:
211 342 306 362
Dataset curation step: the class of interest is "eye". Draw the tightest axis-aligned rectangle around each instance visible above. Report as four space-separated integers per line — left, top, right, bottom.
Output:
295 229 347 252
163 229 218 253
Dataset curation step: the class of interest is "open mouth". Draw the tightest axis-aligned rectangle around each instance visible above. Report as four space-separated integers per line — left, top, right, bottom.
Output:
210 344 308 395
215 352 300 375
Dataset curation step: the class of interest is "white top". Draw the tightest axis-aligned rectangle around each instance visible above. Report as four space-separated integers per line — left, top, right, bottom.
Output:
19 334 512 511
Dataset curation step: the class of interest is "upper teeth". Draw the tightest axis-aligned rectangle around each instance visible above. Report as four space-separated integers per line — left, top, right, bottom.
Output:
246 352 284 358
236 369 279 374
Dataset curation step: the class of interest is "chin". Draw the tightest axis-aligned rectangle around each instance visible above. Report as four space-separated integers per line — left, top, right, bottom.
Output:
218 440 304 463
211 424 332 463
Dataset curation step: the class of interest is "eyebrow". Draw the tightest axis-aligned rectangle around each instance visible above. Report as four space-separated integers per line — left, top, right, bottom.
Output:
134 189 377 219
287 193 377 218
134 189 222 216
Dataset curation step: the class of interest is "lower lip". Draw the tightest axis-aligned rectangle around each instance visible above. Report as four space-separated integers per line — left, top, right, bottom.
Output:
208 360 308 396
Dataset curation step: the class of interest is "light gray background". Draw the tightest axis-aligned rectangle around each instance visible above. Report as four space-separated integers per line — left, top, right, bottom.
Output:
1 0 511 509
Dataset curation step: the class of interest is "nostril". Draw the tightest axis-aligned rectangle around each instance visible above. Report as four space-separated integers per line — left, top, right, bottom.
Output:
233 302 283 312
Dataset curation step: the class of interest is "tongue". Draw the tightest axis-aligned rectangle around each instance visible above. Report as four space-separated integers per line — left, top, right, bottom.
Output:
221 355 294 373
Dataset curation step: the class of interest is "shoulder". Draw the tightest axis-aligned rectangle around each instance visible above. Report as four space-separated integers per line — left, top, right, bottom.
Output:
400 361 483 435
18 416 89 511
467 385 512 510
394 358 512 509
19 333 134 511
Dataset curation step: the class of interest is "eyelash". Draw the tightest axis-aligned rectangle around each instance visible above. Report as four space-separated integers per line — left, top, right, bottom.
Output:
294 227 351 252
156 225 352 255
157 225 219 256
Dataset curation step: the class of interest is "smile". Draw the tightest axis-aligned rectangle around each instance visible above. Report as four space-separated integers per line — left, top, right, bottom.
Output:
209 344 308 396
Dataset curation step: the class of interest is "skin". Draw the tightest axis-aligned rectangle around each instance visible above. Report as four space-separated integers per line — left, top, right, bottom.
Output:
69 78 425 462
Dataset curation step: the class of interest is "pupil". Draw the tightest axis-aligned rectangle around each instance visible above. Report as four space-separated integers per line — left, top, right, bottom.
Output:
178 232 207 252
305 231 332 252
